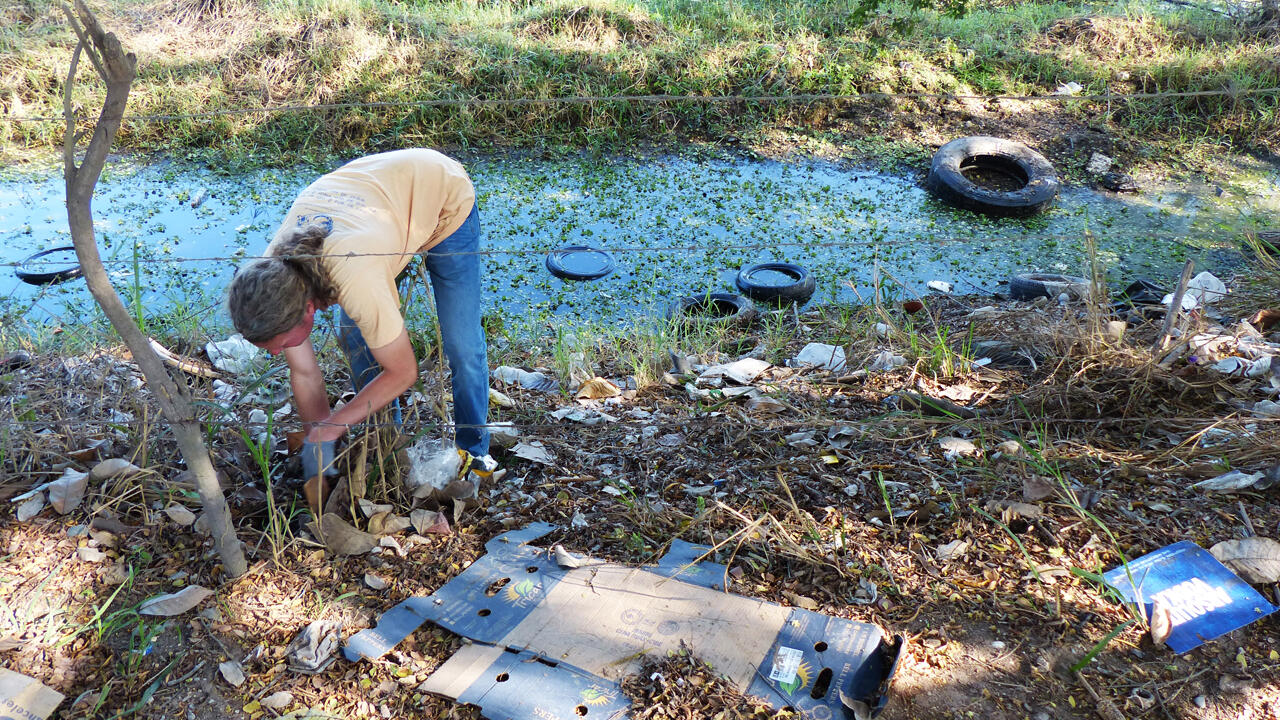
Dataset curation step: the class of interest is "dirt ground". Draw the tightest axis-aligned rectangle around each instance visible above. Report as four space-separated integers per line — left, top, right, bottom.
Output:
3 277 1280 720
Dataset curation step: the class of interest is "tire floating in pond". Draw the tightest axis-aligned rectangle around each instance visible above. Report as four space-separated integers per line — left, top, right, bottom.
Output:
545 246 617 281
15 246 83 286
1008 273 1090 301
925 136 1059 217
734 262 816 305
669 293 757 325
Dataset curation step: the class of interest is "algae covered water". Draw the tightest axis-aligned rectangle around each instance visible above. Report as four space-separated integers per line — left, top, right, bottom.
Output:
2 151 1277 333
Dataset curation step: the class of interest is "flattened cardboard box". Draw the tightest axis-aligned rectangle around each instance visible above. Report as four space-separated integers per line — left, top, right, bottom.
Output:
1102 540 1277 654
347 523 900 719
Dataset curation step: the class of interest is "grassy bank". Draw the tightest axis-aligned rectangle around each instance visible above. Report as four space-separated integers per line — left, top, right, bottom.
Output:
2 0 1278 168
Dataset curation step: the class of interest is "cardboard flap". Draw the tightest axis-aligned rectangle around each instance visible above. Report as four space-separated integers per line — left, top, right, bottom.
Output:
426 644 632 720
0 669 65 720
652 539 727 589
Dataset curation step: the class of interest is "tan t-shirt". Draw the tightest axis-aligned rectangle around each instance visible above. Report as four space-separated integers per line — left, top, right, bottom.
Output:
267 149 476 348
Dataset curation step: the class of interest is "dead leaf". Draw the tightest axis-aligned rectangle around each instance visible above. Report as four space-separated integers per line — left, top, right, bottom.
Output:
410 509 451 535
379 535 407 558
1149 597 1173 646
47 468 89 514
512 441 554 465
746 396 787 413
66 438 109 463
994 501 1043 522
1022 475 1057 502
16 493 45 522
357 499 393 518
995 440 1027 458
311 514 377 556
935 539 969 563
139 585 214 616
939 437 979 457
576 377 621 400
89 458 142 482
218 660 245 687
367 512 411 537
77 547 106 563
782 591 819 610
163 503 197 526
937 382 979 403
260 692 294 710
489 388 516 408
1210 537 1280 584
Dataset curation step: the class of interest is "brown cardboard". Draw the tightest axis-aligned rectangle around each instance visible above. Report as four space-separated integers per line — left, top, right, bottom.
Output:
0 668 65 720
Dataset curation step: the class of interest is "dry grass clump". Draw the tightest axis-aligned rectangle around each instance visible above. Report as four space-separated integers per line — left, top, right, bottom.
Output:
1041 15 1199 61
512 2 666 48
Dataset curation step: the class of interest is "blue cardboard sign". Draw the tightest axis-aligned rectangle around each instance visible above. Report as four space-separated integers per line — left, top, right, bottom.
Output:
1102 540 1277 654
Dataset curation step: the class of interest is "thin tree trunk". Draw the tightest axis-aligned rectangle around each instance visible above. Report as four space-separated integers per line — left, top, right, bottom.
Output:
60 0 247 577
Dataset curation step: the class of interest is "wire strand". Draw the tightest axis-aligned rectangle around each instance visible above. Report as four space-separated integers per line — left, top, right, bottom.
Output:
10 86 1280 124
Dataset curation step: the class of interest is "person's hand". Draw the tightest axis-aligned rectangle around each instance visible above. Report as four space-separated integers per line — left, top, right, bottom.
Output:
301 439 339 478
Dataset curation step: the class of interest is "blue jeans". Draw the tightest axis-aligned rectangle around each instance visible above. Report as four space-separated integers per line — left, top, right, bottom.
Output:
337 204 490 457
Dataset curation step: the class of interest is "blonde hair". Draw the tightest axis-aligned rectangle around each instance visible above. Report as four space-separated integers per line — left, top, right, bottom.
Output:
227 223 338 343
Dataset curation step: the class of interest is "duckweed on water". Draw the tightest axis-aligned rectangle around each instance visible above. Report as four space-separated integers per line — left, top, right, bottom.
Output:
2 151 1277 345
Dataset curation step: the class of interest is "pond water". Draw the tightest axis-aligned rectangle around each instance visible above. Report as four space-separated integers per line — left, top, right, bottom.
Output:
2 150 1277 337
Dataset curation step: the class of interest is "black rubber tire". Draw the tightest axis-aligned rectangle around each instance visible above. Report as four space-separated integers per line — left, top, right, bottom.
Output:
15 246 83 286
669 293 758 325
1253 230 1280 256
1008 273 1090 301
735 262 816 305
924 136 1060 217
545 246 617 281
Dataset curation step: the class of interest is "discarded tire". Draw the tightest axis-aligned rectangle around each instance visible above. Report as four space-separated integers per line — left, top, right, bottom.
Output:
15 246 83 286
924 136 1060 217
735 262 816 305
545 245 616 281
1252 230 1280 256
1008 273 1090 301
670 293 757 325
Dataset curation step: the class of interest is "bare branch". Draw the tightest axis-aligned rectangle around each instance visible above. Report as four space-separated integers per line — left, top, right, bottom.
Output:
63 39 82 177
60 0 246 577
60 3 107 81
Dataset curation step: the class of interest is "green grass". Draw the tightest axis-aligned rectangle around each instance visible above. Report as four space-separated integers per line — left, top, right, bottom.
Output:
2 0 1277 165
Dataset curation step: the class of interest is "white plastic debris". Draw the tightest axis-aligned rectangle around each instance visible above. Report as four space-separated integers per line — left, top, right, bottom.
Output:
491 366 557 393
1185 271 1227 306
868 351 907 372
1253 400 1280 418
699 358 770 385
1192 470 1266 493
205 334 264 375
926 280 952 293
404 437 462 495
791 343 847 372
1054 81 1084 96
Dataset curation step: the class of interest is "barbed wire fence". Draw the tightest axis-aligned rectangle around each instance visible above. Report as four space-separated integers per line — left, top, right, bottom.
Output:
3 84 1277 459
8 85 1280 126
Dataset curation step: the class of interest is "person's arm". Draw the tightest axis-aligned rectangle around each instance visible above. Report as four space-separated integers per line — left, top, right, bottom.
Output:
283 340 331 430
305 329 418 443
